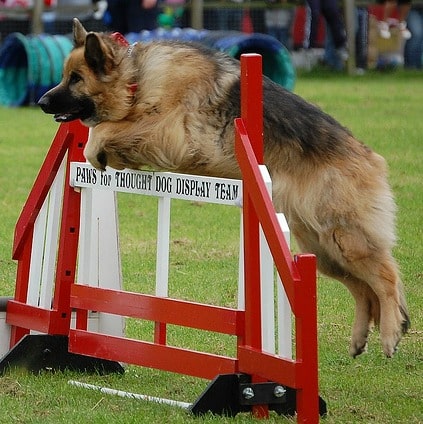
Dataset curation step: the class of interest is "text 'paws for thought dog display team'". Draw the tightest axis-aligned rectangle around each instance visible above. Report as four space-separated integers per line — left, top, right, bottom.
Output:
38 18 410 358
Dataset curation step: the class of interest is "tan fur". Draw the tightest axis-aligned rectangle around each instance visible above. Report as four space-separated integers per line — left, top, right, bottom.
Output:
38 19 410 357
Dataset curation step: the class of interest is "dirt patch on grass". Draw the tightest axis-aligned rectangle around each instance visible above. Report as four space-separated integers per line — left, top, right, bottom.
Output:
0 376 25 397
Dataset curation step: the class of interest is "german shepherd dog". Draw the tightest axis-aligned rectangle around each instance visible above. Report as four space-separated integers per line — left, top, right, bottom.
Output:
39 18 410 357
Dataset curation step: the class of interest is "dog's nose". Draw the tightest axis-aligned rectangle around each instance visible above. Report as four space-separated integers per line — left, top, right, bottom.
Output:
37 94 50 112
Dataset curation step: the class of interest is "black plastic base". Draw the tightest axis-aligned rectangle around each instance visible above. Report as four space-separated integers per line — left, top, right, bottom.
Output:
0 334 124 375
190 374 327 418
1 335 327 418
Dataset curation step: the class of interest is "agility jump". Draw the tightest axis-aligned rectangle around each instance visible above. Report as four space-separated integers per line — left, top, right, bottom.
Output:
1 55 325 422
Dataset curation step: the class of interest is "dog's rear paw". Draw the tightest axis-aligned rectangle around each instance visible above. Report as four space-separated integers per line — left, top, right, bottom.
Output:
384 345 398 358
400 307 411 334
349 340 368 358
381 325 405 358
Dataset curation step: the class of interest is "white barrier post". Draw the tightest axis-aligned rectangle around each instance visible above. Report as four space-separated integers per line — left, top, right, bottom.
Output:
277 213 292 359
259 165 275 354
27 159 66 309
77 187 124 336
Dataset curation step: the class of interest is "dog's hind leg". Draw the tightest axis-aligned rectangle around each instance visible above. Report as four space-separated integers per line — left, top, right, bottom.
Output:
338 277 380 357
312 251 381 357
332 228 410 357
361 256 410 357
292 224 378 356
295 221 410 357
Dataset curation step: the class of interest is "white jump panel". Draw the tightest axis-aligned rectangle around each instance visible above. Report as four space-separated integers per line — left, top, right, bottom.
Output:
69 162 292 358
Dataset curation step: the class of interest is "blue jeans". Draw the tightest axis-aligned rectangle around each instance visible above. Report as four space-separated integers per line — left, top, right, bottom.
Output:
305 0 347 48
404 8 423 69
106 0 159 34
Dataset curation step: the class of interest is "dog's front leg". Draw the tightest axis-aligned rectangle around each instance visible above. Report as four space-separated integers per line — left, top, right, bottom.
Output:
84 126 109 170
84 121 144 171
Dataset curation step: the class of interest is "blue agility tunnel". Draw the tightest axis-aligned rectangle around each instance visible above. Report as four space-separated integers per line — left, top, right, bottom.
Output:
126 28 296 91
0 28 295 107
0 33 73 106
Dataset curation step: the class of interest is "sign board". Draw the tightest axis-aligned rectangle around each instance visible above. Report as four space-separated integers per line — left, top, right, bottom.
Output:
70 162 242 206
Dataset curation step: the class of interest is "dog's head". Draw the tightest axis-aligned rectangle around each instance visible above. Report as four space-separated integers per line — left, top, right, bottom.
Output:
38 18 136 127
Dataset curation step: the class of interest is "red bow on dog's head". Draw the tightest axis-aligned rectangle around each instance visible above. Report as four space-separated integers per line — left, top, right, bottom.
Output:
110 32 129 47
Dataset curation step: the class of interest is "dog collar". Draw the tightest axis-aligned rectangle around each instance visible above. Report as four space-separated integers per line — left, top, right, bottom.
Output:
127 42 138 56
110 32 138 95
128 83 138 94
110 32 137 57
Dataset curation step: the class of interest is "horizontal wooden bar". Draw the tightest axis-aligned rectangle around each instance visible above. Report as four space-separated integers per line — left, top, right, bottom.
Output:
238 345 299 389
71 285 244 336
69 329 238 380
5 301 61 334
6 301 52 332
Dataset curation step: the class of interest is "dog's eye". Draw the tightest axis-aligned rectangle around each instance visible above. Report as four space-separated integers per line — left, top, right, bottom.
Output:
69 72 82 85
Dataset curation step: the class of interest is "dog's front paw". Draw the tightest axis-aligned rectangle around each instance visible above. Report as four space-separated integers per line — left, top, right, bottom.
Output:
84 140 106 170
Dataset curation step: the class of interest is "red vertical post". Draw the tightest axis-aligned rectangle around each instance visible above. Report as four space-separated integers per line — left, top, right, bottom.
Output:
295 253 320 423
240 54 264 351
240 54 263 163
50 122 88 334
9 239 33 346
154 322 167 345
240 54 269 419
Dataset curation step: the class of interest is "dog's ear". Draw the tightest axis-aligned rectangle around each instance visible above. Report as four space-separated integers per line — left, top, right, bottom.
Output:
73 18 87 47
84 33 114 75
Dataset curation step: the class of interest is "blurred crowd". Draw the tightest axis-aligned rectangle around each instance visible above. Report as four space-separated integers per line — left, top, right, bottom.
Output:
0 0 422 69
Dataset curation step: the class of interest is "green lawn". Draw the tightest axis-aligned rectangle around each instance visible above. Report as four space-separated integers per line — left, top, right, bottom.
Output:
0 70 422 423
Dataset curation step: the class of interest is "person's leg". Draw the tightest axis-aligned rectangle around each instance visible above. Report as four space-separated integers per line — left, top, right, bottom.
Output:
107 0 129 33
398 1 411 20
404 8 423 68
321 0 347 48
126 0 159 32
139 6 159 31
305 0 322 48
397 0 412 39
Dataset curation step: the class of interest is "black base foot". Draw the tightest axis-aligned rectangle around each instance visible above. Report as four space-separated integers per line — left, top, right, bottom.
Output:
0 334 124 375
190 373 327 417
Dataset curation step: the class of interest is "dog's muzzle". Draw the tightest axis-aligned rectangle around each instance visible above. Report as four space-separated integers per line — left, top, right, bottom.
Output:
37 94 53 113
38 95 77 122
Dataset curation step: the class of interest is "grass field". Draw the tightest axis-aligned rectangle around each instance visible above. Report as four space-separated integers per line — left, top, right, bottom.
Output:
0 70 422 423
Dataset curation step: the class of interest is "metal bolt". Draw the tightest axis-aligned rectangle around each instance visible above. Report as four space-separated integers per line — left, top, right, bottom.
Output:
273 386 286 397
274 385 286 398
242 387 255 400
